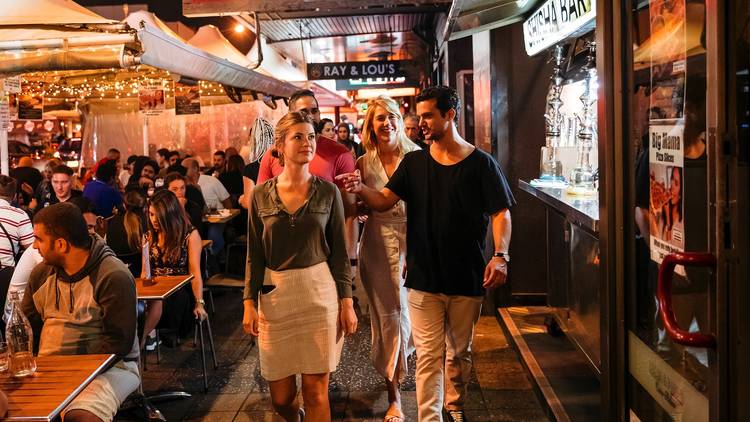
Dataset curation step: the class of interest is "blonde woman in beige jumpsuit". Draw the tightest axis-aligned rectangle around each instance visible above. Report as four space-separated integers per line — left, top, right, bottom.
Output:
357 96 420 422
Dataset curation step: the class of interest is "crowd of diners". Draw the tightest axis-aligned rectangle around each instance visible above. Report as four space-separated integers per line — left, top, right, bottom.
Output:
0 86 514 422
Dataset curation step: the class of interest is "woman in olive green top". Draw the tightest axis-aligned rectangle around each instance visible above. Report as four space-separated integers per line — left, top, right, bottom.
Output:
243 111 358 422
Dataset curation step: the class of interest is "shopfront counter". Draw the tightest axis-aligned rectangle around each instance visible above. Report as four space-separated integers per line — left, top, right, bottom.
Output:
518 179 602 375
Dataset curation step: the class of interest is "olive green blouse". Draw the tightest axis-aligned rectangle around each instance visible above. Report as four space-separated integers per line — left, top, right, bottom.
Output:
244 176 352 301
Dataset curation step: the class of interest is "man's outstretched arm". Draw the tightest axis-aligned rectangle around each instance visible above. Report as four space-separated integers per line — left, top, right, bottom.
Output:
336 170 400 212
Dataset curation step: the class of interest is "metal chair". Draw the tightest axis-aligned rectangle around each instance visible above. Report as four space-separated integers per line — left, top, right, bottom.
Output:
194 314 219 391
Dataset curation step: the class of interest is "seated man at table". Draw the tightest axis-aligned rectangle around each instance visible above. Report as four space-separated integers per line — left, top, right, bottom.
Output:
22 203 140 422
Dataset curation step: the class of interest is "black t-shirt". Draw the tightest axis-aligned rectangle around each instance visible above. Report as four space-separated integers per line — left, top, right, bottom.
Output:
34 189 83 213
186 184 205 212
184 199 205 234
385 148 515 296
243 161 260 184
219 170 243 196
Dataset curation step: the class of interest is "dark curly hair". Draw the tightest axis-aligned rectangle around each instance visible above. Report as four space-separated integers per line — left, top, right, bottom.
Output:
416 86 461 123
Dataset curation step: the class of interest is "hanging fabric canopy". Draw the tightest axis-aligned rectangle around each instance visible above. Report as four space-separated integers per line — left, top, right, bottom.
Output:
0 0 114 26
0 1 300 98
188 25 255 68
126 11 299 97
246 34 307 82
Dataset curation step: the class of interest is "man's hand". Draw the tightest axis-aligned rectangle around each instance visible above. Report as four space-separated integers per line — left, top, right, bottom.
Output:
483 257 508 288
335 170 362 194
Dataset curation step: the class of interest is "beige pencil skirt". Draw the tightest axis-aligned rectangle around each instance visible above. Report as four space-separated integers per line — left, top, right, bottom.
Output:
258 261 343 381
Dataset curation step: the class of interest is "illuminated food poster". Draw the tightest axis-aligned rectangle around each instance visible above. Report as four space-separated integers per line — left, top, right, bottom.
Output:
175 83 201 116
17 83 43 120
139 83 166 115
648 0 686 266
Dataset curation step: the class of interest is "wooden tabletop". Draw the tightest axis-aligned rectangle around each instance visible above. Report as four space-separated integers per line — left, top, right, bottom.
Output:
135 275 195 300
1 354 116 422
203 208 240 224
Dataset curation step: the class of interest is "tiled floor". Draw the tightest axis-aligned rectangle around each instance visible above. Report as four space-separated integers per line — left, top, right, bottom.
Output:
116 286 548 421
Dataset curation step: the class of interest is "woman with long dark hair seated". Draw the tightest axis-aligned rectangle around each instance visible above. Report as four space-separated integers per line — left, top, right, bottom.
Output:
140 189 207 349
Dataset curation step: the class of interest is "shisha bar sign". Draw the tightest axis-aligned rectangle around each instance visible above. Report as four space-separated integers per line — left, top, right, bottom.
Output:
307 61 406 81
522 0 596 56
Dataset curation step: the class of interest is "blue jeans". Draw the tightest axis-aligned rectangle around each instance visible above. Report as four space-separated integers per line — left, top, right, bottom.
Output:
206 223 225 255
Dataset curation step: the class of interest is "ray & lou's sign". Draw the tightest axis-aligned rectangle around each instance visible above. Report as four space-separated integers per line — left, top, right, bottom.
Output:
307 61 407 80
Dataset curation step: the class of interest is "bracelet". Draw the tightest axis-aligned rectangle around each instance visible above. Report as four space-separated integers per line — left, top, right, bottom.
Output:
350 258 359 266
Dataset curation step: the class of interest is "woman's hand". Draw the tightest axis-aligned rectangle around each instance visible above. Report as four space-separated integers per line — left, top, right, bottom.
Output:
193 303 208 321
338 298 358 336
242 300 260 336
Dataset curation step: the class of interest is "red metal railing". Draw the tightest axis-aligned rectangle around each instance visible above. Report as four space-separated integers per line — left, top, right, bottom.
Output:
657 252 717 348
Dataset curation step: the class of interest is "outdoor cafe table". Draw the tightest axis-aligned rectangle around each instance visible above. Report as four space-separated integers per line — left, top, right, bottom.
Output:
1 353 116 422
135 275 195 300
203 208 240 224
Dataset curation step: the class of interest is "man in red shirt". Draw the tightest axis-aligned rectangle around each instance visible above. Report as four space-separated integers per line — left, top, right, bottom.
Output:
257 89 358 260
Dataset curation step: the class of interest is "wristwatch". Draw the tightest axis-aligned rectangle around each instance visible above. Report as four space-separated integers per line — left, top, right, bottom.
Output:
493 252 510 262
197 299 206 306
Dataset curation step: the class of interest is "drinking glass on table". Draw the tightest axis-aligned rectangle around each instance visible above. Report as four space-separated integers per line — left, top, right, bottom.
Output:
0 341 8 372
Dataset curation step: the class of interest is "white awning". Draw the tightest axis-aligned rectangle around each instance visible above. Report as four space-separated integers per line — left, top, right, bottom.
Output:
126 12 299 97
0 0 115 26
246 34 307 82
188 25 255 68
0 0 135 76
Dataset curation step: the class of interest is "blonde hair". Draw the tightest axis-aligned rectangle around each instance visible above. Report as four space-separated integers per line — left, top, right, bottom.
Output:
360 96 419 159
272 111 315 166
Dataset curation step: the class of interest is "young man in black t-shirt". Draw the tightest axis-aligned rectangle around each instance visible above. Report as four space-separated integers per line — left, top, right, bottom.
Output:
338 86 515 422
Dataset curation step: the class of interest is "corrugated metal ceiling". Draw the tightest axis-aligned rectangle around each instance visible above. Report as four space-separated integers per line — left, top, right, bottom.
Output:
259 12 439 43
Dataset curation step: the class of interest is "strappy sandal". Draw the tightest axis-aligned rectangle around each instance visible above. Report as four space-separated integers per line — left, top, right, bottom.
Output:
384 407 405 422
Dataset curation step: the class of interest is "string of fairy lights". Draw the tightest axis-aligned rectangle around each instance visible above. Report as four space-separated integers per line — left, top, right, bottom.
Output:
15 67 231 102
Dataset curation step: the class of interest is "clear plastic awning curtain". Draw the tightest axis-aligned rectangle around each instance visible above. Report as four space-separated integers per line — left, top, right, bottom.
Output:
81 99 288 165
